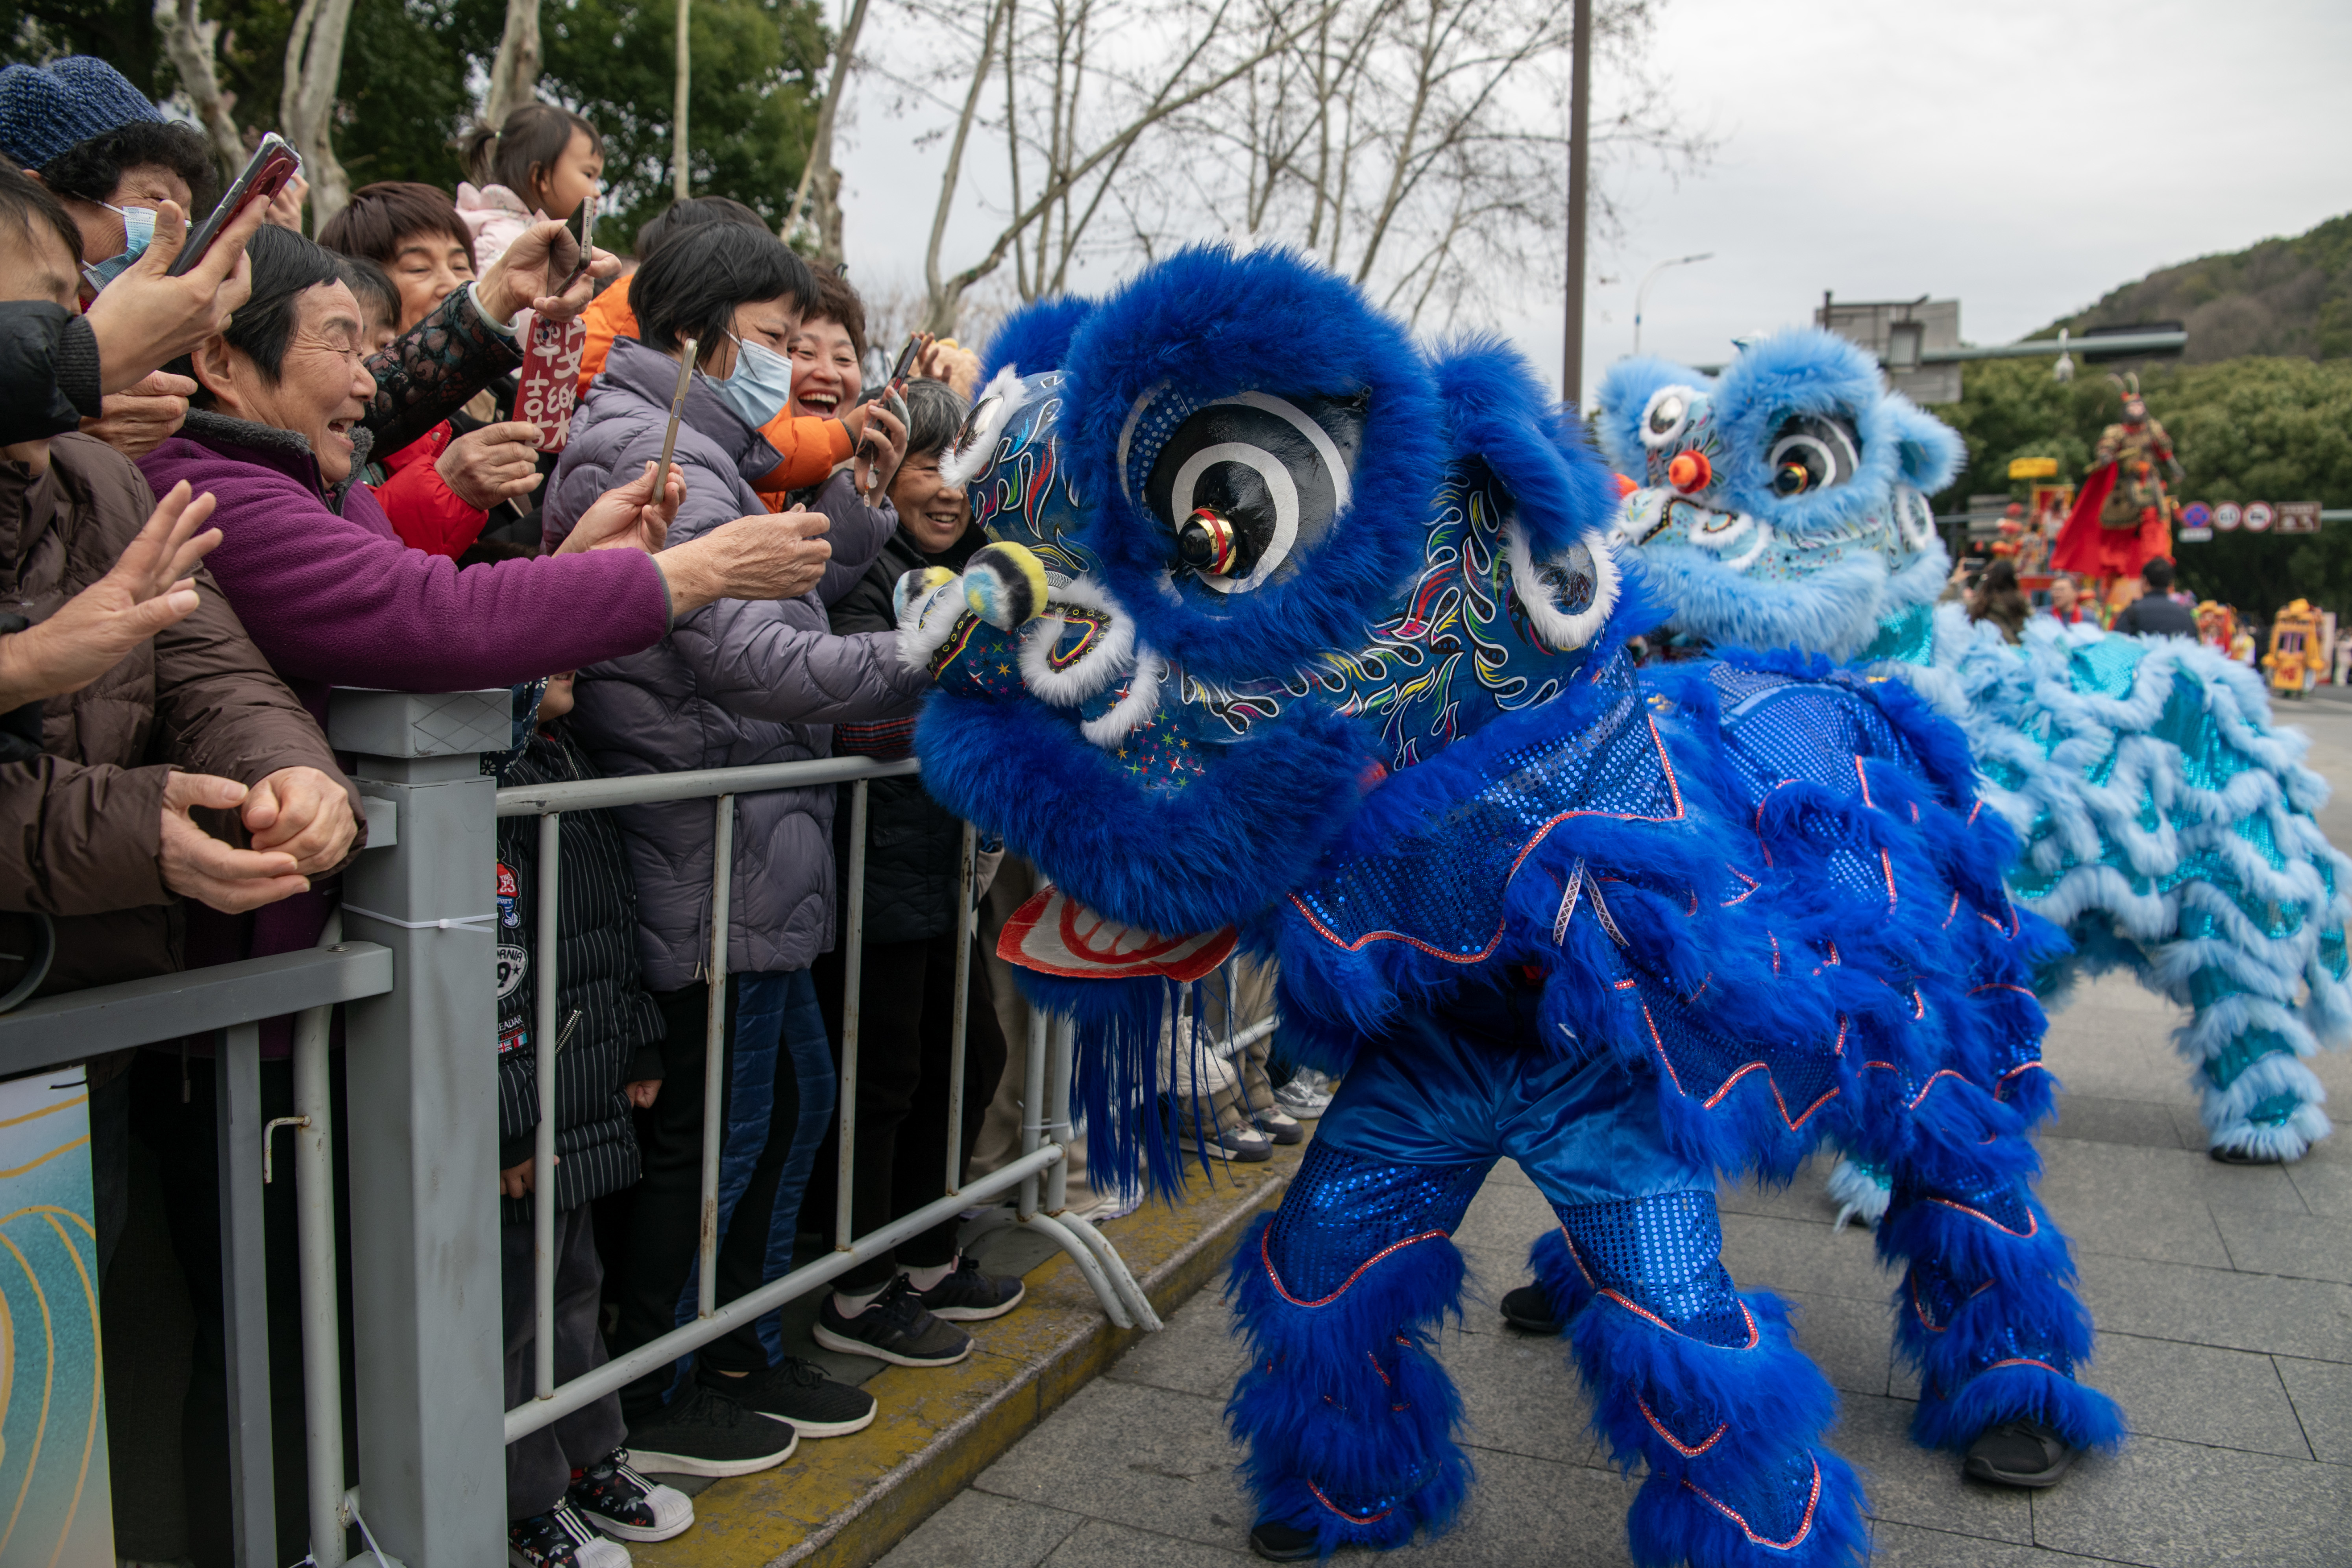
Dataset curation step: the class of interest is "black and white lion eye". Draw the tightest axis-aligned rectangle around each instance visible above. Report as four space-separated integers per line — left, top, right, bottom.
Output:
1767 413 1862 498
1506 524 1619 652
940 367 1033 488
1640 385 1699 449
1143 392 1363 595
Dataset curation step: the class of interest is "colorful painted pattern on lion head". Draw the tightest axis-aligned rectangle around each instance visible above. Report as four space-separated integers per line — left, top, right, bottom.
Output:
1593 331 1963 662
900 247 1636 938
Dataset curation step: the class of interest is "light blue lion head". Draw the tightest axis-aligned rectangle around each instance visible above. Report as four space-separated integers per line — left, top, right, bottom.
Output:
1592 330 1963 661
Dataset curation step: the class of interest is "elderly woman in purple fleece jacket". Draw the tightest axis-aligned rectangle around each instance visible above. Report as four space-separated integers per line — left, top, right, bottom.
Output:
538 220 928 1466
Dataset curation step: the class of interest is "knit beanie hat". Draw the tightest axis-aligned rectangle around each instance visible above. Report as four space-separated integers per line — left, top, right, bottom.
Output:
0 57 163 172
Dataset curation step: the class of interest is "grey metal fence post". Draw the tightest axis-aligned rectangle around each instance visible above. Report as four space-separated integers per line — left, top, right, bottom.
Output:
331 689 509 1566
216 1020 275 1568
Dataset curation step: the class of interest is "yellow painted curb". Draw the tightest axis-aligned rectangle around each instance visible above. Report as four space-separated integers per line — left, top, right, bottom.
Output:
635 1138 1307 1568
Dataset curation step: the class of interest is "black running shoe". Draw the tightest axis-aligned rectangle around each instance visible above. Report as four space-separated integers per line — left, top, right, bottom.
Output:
567 1449 693 1543
2210 1144 2287 1166
509 1502 630 1567
623 1385 798 1478
813 1276 973 1367
702 1357 877 1437
1500 1283 1564 1335
913 1254 1026 1322
1249 1518 1320 1561
1963 1419 2080 1487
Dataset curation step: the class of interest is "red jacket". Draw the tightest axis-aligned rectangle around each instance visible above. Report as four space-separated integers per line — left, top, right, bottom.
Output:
373 421 490 557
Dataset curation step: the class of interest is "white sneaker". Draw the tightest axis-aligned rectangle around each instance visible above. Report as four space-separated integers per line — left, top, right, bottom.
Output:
510 1501 632 1567
1255 1106 1305 1145
1273 1070 1334 1120
1178 1124 1274 1163
568 1448 695 1543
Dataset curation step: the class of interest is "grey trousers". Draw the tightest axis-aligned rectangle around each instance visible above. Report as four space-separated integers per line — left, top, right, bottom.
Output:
504 1203 626 1518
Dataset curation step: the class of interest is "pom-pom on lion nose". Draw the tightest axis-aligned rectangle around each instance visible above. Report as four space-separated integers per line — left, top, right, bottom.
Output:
893 565 958 623
1668 449 1712 494
964 541 1049 630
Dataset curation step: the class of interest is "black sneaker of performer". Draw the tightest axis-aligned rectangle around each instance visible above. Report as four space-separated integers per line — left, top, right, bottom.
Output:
1963 1418 2080 1488
622 1384 799 1477
1249 1518 1321 1561
813 1276 973 1367
701 1356 878 1437
1500 1283 1564 1335
913 1254 1026 1322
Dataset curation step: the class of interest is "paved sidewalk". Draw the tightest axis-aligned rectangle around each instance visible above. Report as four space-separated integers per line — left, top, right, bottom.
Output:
878 708 2352 1567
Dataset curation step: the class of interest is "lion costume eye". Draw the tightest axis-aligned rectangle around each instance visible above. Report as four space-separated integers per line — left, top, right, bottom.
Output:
1140 392 1362 595
1640 385 1698 449
1767 414 1861 497
940 366 1031 488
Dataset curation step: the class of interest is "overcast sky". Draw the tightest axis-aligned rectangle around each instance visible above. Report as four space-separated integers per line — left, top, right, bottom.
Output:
835 0 2352 398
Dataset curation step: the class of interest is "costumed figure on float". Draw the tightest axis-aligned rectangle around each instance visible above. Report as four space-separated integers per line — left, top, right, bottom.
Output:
2049 373 2182 610
893 249 2120 1564
1586 333 2350 1189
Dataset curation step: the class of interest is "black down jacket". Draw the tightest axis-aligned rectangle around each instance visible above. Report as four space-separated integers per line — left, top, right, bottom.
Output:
828 523 987 945
491 718 667 1223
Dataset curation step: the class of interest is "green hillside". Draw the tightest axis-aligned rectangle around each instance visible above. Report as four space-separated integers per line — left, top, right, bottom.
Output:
2041 211 2352 362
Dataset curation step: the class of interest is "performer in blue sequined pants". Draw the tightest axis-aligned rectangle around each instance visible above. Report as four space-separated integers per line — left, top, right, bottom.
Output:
1228 984 1866 1566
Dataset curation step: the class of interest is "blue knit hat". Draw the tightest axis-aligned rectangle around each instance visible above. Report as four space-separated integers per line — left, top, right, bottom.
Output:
0 57 163 172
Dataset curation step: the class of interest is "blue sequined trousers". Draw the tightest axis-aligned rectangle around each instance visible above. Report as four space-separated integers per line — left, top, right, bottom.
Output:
1226 987 1860 1564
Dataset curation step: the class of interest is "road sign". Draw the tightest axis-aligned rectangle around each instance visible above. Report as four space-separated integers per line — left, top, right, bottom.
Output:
2214 502 2242 531
2278 501 2323 534
2245 501 2275 533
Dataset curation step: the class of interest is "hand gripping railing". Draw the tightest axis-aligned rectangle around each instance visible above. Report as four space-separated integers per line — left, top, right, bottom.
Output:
492 750 1163 1453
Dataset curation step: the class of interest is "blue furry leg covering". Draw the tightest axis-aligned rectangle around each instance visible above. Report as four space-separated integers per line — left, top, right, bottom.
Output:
1225 1141 1490 1554
1877 1171 2126 1453
2182 939 2333 1163
1553 1191 1867 1568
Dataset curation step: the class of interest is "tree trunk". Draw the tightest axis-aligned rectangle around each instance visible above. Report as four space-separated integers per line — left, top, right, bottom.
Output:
673 0 692 198
484 0 543 126
784 0 870 261
280 0 356 228
154 0 245 186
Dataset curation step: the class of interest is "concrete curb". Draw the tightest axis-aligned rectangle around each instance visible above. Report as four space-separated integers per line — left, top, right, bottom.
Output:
632 1141 1303 1568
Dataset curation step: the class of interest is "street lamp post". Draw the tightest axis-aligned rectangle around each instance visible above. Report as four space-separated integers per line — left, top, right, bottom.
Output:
1633 252 1713 357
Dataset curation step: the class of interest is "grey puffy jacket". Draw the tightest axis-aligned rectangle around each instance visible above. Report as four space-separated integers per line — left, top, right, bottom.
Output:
544 335 927 988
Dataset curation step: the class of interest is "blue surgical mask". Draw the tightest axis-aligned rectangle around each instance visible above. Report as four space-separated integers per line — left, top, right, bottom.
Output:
705 332 794 431
81 204 156 293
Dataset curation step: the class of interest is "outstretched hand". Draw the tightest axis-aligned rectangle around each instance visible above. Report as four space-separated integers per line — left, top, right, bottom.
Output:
476 219 622 327
0 481 221 709
558 460 688 557
83 197 269 393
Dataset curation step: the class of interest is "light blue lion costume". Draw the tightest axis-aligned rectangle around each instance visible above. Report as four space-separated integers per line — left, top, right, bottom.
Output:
895 251 2119 1564
1593 333 2352 1170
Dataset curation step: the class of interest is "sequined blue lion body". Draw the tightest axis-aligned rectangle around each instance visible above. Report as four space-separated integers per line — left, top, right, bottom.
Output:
899 250 2118 1565
1597 334 2352 1165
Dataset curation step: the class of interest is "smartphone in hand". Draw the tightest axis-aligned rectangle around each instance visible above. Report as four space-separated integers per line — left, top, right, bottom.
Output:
167 134 301 278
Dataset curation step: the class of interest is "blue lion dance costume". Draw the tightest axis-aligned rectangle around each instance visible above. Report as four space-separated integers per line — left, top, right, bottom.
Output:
1593 335 2352 1170
893 250 2121 1563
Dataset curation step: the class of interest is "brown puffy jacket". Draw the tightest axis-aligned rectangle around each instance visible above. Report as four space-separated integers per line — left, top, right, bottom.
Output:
0 433 362 996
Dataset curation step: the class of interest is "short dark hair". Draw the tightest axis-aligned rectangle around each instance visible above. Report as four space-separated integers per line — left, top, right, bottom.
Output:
0 165 83 266
463 101 601 205
631 222 817 357
338 253 399 335
808 269 868 362
632 194 765 261
2142 557 2175 592
34 119 216 211
176 223 347 400
900 377 967 460
318 180 475 269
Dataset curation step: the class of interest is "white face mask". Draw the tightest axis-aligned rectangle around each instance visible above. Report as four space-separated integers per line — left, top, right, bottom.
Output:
706 332 794 431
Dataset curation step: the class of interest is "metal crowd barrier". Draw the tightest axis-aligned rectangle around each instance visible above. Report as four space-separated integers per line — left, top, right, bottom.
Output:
0 688 1165 1568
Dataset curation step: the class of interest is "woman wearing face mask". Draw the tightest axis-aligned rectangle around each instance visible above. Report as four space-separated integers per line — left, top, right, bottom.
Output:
1 58 218 460
543 220 924 1469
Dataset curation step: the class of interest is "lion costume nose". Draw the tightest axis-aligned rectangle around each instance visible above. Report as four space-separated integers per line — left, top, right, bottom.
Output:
1668 449 1712 494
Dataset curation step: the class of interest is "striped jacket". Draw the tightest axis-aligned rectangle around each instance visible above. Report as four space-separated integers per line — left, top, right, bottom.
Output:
492 720 666 1222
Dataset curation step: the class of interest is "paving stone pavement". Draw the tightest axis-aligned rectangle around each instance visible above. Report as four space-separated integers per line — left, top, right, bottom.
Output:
878 702 2352 1567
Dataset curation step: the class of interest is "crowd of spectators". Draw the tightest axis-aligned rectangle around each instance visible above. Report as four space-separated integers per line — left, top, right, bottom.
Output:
0 54 1069 1568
